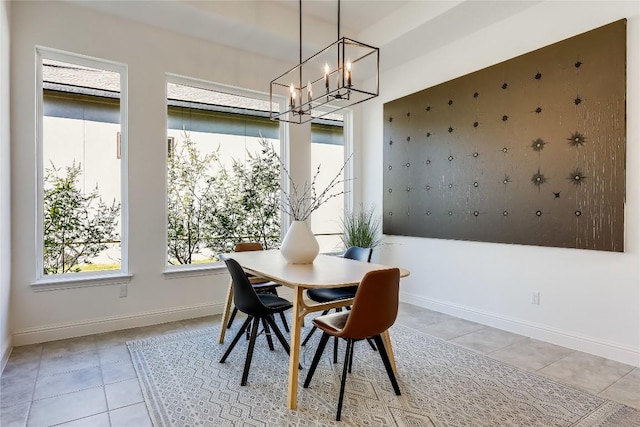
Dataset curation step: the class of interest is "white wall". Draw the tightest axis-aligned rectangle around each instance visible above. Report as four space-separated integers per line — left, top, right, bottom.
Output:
9 0 639 368
1 0 12 371
363 1 640 366
9 1 311 345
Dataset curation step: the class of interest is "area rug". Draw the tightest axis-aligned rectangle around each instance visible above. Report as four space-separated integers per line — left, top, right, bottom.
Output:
127 323 640 427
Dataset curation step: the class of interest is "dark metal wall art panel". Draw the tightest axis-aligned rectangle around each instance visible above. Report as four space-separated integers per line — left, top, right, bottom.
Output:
383 20 626 252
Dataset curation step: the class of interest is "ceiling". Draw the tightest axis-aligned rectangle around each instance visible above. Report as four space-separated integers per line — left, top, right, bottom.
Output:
225 0 408 35
67 0 542 71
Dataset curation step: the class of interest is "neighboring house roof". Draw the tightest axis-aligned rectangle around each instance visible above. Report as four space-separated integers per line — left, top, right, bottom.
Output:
42 59 343 124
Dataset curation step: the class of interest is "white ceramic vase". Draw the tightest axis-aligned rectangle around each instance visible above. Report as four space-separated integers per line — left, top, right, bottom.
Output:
280 220 320 264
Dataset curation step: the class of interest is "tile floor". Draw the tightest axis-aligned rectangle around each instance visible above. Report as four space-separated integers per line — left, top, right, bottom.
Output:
1 303 639 426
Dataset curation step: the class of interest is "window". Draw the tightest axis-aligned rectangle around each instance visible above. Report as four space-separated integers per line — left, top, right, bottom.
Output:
36 48 128 282
310 113 348 253
166 77 281 266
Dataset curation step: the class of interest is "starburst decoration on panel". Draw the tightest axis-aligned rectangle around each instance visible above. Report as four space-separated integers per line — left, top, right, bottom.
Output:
567 131 586 147
567 168 587 186
531 138 546 152
531 169 547 187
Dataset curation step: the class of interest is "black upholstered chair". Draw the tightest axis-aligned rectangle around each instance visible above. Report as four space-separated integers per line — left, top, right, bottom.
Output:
303 268 402 421
302 246 374 361
219 257 294 386
226 242 289 333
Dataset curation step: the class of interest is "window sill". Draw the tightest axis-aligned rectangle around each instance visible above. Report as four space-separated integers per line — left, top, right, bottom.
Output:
163 263 228 280
31 272 133 292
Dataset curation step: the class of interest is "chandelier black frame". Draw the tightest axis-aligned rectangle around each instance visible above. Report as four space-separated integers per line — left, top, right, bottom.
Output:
270 0 379 124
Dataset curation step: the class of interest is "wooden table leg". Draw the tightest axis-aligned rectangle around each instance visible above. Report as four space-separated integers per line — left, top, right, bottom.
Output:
218 279 234 344
287 286 304 410
381 329 397 375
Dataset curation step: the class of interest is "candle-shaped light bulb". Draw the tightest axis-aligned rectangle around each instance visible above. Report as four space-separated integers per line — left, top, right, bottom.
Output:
307 81 312 103
324 63 330 91
289 83 295 108
346 61 352 87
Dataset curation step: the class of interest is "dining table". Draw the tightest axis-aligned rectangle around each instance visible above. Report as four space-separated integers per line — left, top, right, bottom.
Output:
217 249 410 410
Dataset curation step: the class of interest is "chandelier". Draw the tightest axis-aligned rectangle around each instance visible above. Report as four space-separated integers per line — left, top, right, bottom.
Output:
270 0 379 124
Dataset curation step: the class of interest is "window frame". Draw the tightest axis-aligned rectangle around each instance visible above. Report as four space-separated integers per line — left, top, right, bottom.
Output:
308 109 353 251
163 74 285 276
162 75 354 277
32 47 130 290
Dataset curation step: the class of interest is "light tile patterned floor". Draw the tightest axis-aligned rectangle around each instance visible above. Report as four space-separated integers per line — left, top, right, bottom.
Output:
1 303 638 426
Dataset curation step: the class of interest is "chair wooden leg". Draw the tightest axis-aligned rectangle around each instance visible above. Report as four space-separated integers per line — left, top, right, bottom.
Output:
303 332 331 388
226 307 238 329
220 316 252 363
336 338 353 421
373 335 401 395
262 317 275 351
241 317 261 386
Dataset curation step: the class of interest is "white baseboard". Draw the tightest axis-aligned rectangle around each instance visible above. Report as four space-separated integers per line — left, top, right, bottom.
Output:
400 292 640 367
1 334 12 375
12 302 223 347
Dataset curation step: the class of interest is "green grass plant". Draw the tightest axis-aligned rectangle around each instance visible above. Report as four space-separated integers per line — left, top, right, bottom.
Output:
340 205 382 250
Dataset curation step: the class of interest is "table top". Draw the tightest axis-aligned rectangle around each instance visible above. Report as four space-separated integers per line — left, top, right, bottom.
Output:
223 250 410 289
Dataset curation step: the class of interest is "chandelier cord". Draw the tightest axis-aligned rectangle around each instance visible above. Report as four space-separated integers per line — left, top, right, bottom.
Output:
269 0 378 123
337 0 341 40
298 0 302 92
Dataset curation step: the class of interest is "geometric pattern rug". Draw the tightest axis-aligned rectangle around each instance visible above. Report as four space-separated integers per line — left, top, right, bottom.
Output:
127 323 640 427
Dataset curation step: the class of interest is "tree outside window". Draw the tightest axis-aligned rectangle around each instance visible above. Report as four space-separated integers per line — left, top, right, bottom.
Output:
39 52 126 277
43 162 120 274
167 133 280 265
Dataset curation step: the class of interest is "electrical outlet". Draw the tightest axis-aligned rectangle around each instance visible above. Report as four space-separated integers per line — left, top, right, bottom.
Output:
531 291 540 305
119 284 128 298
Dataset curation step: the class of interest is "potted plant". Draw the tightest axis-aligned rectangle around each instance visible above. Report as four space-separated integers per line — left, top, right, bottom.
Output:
340 204 382 252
